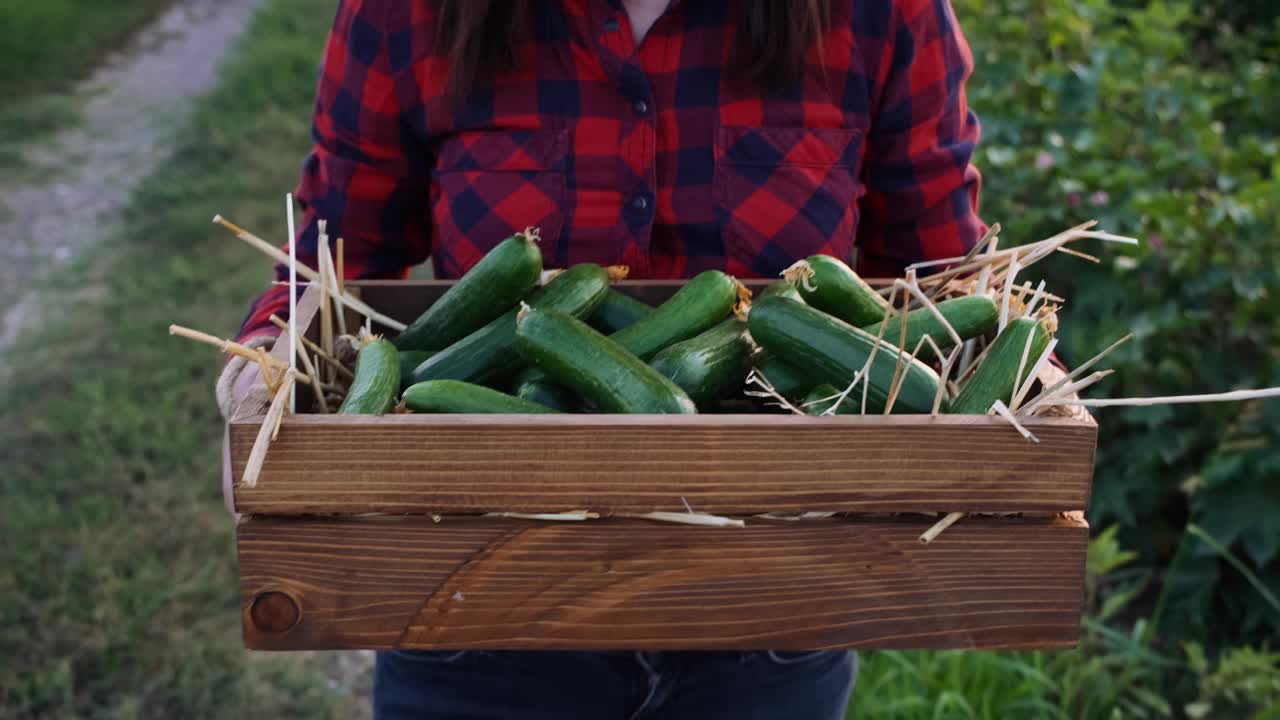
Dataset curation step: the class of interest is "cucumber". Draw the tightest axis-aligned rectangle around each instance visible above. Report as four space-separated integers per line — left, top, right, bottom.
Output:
950 316 1054 415
747 296 943 414
511 367 579 412
515 306 696 414
587 289 654 333
338 339 400 415
861 296 999 361
751 354 812 401
784 255 889 326
403 379 559 414
395 231 543 351
398 351 435 391
759 279 805 304
609 270 741 360
410 263 610 386
649 318 753 410
803 384 858 415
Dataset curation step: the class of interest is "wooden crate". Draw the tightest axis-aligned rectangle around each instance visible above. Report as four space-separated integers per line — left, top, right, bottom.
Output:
229 281 1096 652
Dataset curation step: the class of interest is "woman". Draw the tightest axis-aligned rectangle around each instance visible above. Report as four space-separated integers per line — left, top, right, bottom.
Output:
222 0 985 717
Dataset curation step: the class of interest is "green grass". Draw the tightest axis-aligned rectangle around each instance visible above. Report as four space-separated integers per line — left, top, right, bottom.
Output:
847 527 1202 719
0 0 173 172
0 0 174 159
0 0 358 717
852 644 1179 720
0 0 174 99
0 94 84 178
854 651 1068 719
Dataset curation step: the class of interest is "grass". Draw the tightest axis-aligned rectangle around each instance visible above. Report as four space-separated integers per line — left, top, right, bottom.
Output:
847 527 1206 719
0 0 175 99
852 643 1178 720
0 0 361 717
0 0 176 166
854 650 1068 719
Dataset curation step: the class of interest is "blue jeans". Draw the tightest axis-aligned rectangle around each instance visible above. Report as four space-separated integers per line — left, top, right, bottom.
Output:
374 650 857 719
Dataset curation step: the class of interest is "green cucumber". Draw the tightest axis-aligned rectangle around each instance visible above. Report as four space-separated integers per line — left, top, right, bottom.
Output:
398 351 435 391
747 296 944 414
588 289 654 333
861 296 999 361
338 339 400 415
515 306 696 414
511 367 579 412
950 316 1054 415
395 231 543 351
759 279 805 304
649 318 753 410
803 384 858 415
751 354 812 401
403 380 559 414
411 263 610 386
785 255 889 326
609 270 741 360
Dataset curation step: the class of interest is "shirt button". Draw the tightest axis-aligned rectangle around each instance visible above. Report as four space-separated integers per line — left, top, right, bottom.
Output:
631 195 649 211
603 18 620 32
634 99 649 115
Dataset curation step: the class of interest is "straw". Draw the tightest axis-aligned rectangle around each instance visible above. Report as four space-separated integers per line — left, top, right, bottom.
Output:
998 257 1020 332
213 215 406 331
487 510 599 521
622 511 746 528
1009 338 1058 413
240 370 297 488
286 195 298 413
168 325 310 384
1055 387 1280 407
1019 334 1133 412
990 399 1039 443
920 512 965 544
268 315 354 381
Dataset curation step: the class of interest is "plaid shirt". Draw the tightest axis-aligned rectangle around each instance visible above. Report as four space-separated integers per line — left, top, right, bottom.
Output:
239 0 985 343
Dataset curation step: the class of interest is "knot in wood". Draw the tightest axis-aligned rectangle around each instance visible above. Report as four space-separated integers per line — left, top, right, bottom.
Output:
250 590 301 634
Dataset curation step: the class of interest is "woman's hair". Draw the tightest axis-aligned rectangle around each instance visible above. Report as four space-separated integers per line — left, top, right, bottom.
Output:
433 0 831 96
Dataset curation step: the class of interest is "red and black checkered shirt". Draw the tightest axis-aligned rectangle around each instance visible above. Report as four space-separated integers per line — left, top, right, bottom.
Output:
238 0 985 343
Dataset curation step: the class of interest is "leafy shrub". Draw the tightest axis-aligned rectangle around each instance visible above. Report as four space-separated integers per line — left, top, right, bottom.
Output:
852 528 1184 718
1185 642 1280 719
952 0 1280 648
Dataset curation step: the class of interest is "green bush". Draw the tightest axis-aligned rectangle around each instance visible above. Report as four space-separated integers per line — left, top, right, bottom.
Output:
1185 642 1280 718
953 0 1280 649
851 527 1262 719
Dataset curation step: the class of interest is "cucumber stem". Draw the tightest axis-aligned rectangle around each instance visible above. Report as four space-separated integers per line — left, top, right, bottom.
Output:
782 259 816 292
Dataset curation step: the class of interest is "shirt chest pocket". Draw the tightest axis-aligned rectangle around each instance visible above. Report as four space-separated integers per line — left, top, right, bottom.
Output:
713 126 864 277
430 129 568 278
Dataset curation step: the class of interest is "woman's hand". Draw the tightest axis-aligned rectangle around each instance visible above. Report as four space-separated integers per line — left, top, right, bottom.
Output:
217 339 273 517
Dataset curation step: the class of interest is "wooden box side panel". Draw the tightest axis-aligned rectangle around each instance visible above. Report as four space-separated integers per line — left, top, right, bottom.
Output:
229 414 1097 515
239 516 1087 652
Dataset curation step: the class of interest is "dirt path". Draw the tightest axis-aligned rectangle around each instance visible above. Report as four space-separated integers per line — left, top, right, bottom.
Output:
0 0 263 351
0 1 380 707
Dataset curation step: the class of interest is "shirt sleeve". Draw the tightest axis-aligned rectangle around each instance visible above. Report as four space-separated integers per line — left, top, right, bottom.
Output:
236 0 430 344
855 0 986 278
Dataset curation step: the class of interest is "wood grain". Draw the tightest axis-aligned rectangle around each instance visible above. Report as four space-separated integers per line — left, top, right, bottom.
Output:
238 514 1088 651
229 413 1096 515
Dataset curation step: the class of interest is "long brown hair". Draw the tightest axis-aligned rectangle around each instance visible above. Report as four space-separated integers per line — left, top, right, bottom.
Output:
433 0 831 96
